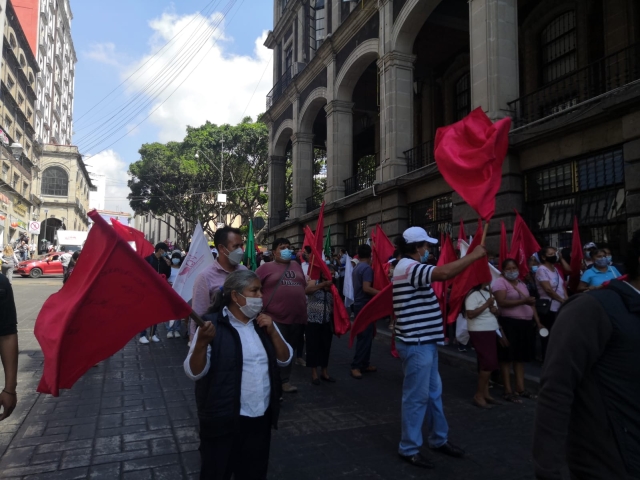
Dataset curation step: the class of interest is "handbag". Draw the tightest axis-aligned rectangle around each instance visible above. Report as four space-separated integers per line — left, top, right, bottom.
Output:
535 298 552 316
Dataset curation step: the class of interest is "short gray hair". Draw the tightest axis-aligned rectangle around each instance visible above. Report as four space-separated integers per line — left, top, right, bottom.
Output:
208 270 260 313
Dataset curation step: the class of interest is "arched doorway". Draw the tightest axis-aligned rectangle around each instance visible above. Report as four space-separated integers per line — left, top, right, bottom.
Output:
270 121 293 227
298 88 328 213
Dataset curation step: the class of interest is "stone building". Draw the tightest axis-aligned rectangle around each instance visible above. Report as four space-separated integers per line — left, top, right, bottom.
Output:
36 144 94 250
265 0 640 260
0 0 40 248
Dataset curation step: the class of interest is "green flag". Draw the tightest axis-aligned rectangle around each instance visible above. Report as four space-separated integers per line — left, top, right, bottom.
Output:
244 219 257 271
323 225 332 260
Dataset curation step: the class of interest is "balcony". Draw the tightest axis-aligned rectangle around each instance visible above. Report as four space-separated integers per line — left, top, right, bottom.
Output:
404 140 435 173
509 42 640 128
344 163 376 196
266 66 293 110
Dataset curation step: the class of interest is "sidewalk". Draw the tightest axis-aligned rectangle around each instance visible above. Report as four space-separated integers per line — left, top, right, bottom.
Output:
0 279 541 479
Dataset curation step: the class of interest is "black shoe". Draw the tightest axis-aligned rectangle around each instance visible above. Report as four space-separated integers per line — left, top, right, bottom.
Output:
398 453 435 469
431 442 465 458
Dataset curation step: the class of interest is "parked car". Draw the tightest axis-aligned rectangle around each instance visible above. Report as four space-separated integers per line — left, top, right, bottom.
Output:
15 253 64 278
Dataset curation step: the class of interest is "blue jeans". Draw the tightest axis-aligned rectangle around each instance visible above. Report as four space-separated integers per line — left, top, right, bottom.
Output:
351 305 374 370
395 340 449 456
166 320 181 333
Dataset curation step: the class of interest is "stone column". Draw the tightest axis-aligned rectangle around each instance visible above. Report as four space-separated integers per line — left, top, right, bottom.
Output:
469 0 519 120
290 133 314 219
324 100 354 202
378 52 416 182
268 156 287 225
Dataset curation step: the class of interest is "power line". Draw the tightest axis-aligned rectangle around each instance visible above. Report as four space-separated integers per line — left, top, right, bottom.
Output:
240 56 271 120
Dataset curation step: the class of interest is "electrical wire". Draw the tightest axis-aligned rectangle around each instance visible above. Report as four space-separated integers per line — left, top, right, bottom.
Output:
240 56 272 120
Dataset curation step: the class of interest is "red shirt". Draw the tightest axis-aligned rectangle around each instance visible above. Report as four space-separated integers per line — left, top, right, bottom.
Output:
256 261 308 325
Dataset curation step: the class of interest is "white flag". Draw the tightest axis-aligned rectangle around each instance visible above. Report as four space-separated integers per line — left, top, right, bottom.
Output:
343 254 354 308
172 222 215 302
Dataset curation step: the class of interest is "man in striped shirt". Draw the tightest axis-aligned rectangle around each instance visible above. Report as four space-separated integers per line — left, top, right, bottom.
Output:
393 227 486 469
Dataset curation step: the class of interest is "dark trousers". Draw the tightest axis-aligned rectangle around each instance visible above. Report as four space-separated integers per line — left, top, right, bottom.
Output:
275 322 303 384
199 414 271 480
306 322 333 368
539 311 557 361
296 324 306 359
351 309 374 370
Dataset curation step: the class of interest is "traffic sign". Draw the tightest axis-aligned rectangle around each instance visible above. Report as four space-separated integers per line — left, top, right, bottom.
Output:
29 221 41 234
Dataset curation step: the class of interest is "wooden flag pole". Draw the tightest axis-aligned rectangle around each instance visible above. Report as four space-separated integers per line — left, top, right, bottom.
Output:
481 221 489 246
189 310 206 328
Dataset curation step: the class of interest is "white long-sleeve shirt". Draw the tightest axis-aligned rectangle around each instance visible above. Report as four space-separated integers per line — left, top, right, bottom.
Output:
184 307 293 418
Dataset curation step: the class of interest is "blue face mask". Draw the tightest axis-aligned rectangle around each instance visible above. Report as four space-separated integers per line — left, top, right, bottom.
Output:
420 249 429 264
606 255 612 265
279 248 293 261
531 266 539 273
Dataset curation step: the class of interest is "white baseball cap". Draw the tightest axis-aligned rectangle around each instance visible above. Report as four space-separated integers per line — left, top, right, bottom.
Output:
403 226 438 245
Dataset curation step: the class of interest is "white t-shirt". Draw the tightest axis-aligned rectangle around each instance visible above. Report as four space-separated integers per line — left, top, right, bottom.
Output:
465 290 499 332
168 267 179 285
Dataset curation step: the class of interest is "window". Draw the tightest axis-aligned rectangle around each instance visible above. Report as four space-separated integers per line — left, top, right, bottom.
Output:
7 75 14 89
285 46 293 73
19 55 26 68
15 131 22 143
409 194 453 255
541 11 577 84
4 115 12 129
345 218 368 257
13 174 19 188
2 163 8 181
41 166 69 196
312 0 326 51
455 73 471 121
9 34 16 49
17 93 24 105
22 182 28 195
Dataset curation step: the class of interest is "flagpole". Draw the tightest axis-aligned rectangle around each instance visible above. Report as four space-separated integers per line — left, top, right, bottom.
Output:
189 311 206 328
481 221 489 246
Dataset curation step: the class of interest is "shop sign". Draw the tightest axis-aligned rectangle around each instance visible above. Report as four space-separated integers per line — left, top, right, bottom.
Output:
12 202 27 216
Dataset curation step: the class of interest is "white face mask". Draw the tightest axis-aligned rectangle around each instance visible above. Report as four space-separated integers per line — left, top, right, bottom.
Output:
224 246 244 266
236 293 263 318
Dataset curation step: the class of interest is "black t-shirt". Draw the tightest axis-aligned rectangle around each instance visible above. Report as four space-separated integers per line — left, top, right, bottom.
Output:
0 274 17 336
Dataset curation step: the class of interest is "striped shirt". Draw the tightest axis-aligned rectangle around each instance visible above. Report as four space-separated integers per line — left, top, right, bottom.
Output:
392 258 444 344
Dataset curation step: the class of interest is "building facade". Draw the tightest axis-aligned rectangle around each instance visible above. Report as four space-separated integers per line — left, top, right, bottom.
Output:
36 144 94 251
0 0 40 248
265 0 640 260
14 0 75 146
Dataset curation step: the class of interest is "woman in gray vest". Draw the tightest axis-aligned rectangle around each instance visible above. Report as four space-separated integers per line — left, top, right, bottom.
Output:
184 270 293 480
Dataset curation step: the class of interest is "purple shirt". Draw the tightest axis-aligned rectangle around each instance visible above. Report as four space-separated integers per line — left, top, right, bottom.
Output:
191 260 247 316
256 261 308 325
535 265 566 312
492 277 534 320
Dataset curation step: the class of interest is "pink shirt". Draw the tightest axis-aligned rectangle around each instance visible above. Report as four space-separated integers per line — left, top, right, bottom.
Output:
191 260 247 316
491 277 534 320
256 261 308 325
535 265 566 312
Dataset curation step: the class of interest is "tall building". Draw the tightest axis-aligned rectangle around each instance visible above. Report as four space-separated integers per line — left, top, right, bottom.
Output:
0 0 40 248
264 0 640 259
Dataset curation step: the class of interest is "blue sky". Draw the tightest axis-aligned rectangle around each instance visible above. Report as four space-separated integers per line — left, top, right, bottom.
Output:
71 0 273 212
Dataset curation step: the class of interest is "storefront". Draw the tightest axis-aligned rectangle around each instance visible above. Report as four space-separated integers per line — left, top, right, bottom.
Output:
9 197 30 246
0 193 10 249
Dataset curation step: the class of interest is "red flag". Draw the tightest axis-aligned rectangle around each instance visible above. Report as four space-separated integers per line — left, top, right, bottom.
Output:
111 218 155 258
432 234 457 317
499 221 508 268
371 225 395 291
349 283 393 347
35 211 192 396
435 108 511 221
568 216 584 292
509 212 541 279
308 202 326 280
447 222 492 324
458 218 466 249
303 226 350 335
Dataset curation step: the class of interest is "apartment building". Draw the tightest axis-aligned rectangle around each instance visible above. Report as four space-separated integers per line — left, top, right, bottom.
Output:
265 0 640 260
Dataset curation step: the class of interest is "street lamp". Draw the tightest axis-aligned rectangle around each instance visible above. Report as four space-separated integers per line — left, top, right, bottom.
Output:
195 139 225 226
9 143 23 161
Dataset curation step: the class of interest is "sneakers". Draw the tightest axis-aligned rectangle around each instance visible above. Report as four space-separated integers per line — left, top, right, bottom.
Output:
139 336 150 345
151 335 160 343
167 331 174 339
282 383 298 393
173 331 181 338
294 358 306 367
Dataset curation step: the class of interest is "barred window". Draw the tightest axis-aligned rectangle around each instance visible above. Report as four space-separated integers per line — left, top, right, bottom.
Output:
541 11 577 84
409 194 453 255
41 166 68 196
455 73 471 121
345 218 368 257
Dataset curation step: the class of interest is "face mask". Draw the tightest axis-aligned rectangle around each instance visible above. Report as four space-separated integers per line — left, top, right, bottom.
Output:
224 246 244 266
546 255 557 264
584 251 591 259
420 249 429 264
606 255 612 265
530 266 539 273
172 258 180 265
504 271 519 281
236 294 263 318
279 249 293 261
595 258 609 268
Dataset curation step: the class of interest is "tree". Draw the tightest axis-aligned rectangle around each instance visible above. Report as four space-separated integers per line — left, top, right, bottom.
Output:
128 118 269 243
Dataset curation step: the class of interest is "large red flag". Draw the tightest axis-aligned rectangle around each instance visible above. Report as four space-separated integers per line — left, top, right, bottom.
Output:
447 222 492 324
432 233 457 317
35 211 192 396
458 218 466 250
308 202 326 280
349 283 393 348
499 221 508 268
371 224 395 291
509 212 541 279
303 226 350 335
111 218 155 258
568 216 584 293
435 108 511 221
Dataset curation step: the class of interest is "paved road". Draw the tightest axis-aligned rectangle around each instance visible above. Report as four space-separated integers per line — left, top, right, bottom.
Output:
0 277 542 479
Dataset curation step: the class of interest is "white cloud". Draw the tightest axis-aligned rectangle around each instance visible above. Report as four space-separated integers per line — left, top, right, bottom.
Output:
84 150 133 214
83 43 123 67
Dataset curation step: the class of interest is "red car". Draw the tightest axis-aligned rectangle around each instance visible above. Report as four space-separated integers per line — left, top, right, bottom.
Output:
15 253 64 278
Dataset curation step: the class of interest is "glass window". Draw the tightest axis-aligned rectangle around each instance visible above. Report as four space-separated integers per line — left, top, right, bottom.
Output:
409 194 453 255
455 73 471 121
313 0 325 51
41 166 68 196
541 11 577 84
345 218 368 257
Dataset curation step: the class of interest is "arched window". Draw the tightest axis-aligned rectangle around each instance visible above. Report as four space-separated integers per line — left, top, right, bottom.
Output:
19 55 26 68
541 11 577 84
9 34 16 49
41 167 68 196
455 72 471 121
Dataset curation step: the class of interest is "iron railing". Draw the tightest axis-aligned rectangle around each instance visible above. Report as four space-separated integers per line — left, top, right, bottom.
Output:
306 195 322 213
268 209 289 230
344 164 376 196
266 66 293 110
404 140 435 173
509 42 640 128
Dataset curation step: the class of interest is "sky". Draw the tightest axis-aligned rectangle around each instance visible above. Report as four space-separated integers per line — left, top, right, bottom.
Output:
71 0 274 214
